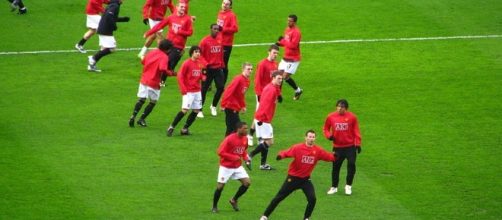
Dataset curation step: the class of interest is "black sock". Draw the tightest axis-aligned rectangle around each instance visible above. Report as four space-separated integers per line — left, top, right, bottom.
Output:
171 111 186 128
78 38 87 46
260 142 270 165
131 99 145 118
250 128 255 136
183 111 198 129
94 48 112 63
233 185 249 201
286 78 298 90
250 143 264 158
213 188 223 208
140 102 156 120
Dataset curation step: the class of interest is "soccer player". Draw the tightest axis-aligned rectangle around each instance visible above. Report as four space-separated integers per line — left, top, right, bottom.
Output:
323 99 362 195
7 0 27 14
220 62 252 136
276 14 303 100
137 0 175 60
128 39 173 127
144 2 193 72
75 0 109 53
259 130 336 220
212 121 251 213
166 46 205 137
199 23 225 118
87 0 130 72
216 0 239 84
249 71 283 170
248 44 280 146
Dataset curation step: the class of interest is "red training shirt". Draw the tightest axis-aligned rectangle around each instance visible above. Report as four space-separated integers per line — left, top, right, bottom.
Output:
254 83 281 123
146 13 193 50
85 0 109 15
199 33 225 69
221 74 250 112
254 58 278 96
140 49 169 90
323 111 361 148
142 0 175 20
217 133 249 168
177 58 205 94
278 26 301 61
278 143 335 178
216 9 238 46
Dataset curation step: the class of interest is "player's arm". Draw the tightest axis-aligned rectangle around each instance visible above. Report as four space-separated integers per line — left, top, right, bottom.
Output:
276 146 294 160
145 18 168 37
217 140 241 161
177 63 188 94
177 19 193 37
222 15 238 34
319 148 336 162
323 115 334 140
167 0 175 13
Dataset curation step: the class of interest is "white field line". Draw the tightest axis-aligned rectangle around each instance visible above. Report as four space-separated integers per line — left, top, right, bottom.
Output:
1 34 501 55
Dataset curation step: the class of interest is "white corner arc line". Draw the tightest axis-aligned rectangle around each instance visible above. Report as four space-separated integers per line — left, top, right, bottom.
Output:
1 34 501 55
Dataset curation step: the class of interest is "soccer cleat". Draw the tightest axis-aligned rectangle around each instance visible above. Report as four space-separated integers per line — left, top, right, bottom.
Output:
345 185 352 195
166 126 174 137
197 111 204 118
75 44 86 53
87 64 101 72
260 164 274 170
327 187 338 195
88 55 96 66
128 117 135 127
136 119 147 127
210 105 217 116
211 207 218 213
180 128 191 136
293 89 303 100
260 216 268 220
18 7 27 14
229 199 239 211
247 135 254 146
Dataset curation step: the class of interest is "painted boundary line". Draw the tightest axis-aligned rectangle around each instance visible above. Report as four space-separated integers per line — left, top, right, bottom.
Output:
1 34 501 55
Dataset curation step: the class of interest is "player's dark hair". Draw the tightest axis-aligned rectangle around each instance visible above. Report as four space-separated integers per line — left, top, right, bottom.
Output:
210 23 222 32
289 14 298 22
189 45 200 57
158 39 173 52
336 99 349 109
305 129 316 136
269 44 280 52
235 121 247 129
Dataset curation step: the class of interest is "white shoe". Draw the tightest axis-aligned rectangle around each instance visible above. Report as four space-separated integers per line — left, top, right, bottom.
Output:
260 164 273 170
210 105 217 116
87 64 101 72
247 135 253 146
345 185 352 195
88 55 96 65
137 53 144 60
260 216 268 220
327 187 337 195
75 44 86 53
197 111 204 118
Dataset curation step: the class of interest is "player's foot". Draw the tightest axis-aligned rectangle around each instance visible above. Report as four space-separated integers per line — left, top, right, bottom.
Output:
197 111 204 118
259 164 274 170
75 44 86 53
327 187 338 195
260 216 268 220
247 135 253 146
10 1 18 11
136 118 147 127
88 55 96 66
229 198 239 211
345 185 352 195
128 117 135 127
210 105 217 116
166 126 174 137
18 7 26 14
180 128 191 136
293 89 303 100
211 207 218 213
87 64 101 72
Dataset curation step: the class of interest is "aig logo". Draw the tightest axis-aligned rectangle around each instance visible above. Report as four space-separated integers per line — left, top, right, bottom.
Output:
301 155 315 164
172 23 182 32
233 146 245 154
211 46 221 53
192 70 201 76
335 123 348 131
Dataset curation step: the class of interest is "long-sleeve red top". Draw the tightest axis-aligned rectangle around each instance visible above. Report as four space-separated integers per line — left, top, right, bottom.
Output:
142 0 175 20
140 49 169 89
254 58 277 96
85 0 109 15
278 143 335 178
177 58 205 94
216 10 238 46
323 111 362 148
199 34 225 69
221 74 250 112
278 26 301 61
145 13 193 50
254 83 281 123
217 133 249 168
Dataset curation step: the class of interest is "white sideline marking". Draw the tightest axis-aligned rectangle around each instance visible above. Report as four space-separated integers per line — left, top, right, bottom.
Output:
1 34 501 55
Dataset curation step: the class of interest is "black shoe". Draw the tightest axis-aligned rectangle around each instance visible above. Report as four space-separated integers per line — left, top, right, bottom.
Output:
128 118 135 127
166 127 174 137
229 199 239 211
211 207 218 213
137 119 147 127
18 7 27 14
293 90 303 100
180 128 191 136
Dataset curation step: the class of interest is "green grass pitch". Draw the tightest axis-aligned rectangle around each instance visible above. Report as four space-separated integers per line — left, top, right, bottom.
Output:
0 0 501 219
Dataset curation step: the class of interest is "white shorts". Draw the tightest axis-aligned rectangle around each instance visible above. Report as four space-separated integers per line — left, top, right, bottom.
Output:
254 119 273 139
278 59 300 75
182 91 202 110
217 165 249 183
149 19 163 33
86 15 101 29
99 35 117 49
137 83 160 101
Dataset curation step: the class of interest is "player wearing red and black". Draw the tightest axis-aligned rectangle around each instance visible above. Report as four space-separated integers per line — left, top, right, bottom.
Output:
138 0 175 59
276 14 303 100
75 0 110 53
145 2 193 71
129 39 173 127
212 122 251 213
199 24 226 117
260 130 335 220
221 63 252 136
216 0 239 84
323 99 362 195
